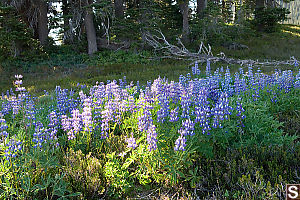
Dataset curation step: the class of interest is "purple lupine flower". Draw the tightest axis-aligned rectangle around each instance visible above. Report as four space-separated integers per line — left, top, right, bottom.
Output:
127 95 136 112
56 86 80 115
100 101 115 139
66 109 81 140
236 98 245 127
126 133 138 149
206 60 211 77
295 70 300 88
212 92 232 129
48 111 59 129
79 90 87 102
25 98 36 124
138 103 153 132
294 59 299 67
4 139 22 160
33 122 45 148
169 81 180 103
71 109 81 133
195 105 211 134
278 70 294 93
182 118 195 135
180 92 192 118
179 75 187 88
174 128 187 151
157 93 170 123
82 98 93 132
222 67 233 95
234 72 246 95
252 88 260 102
61 115 71 131
147 125 157 151
192 61 201 76
0 117 9 142
247 66 255 87
169 107 179 122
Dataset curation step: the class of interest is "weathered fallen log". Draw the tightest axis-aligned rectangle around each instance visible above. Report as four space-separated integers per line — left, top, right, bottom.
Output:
143 29 298 67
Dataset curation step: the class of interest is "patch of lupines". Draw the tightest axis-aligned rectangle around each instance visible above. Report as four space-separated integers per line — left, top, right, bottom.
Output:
252 87 260 102
35 114 59 147
2 61 300 155
4 138 22 160
119 76 127 89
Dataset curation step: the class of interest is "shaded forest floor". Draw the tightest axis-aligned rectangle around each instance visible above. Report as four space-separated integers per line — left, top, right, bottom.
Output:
0 24 300 94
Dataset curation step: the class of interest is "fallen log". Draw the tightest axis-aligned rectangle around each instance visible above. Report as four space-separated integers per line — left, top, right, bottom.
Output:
143 29 298 67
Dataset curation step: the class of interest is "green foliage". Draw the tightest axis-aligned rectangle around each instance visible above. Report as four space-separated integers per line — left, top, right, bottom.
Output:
253 7 291 32
0 6 39 60
62 149 105 199
190 2 254 47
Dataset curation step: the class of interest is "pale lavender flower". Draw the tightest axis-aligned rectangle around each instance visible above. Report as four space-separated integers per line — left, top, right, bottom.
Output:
126 133 138 149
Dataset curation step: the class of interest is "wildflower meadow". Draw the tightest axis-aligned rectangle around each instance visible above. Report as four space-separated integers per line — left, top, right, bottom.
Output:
0 62 300 199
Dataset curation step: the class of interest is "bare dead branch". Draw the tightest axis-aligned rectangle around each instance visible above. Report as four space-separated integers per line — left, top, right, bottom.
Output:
143 29 298 67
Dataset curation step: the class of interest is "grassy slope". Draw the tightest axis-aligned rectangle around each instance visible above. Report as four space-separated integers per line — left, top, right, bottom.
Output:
215 24 300 60
0 24 300 94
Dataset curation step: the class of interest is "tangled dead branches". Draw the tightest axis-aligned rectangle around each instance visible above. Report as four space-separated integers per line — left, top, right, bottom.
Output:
143 29 298 67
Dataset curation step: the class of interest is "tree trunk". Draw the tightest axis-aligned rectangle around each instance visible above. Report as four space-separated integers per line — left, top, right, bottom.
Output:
197 0 207 18
62 0 70 44
114 0 124 18
83 0 98 55
179 0 190 44
37 0 48 46
255 0 265 31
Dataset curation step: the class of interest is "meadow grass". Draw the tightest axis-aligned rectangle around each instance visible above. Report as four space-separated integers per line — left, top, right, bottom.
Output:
0 24 300 95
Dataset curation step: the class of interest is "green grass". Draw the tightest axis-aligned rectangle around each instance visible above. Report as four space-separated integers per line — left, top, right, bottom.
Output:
214 24 300 60
1 24 300 94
